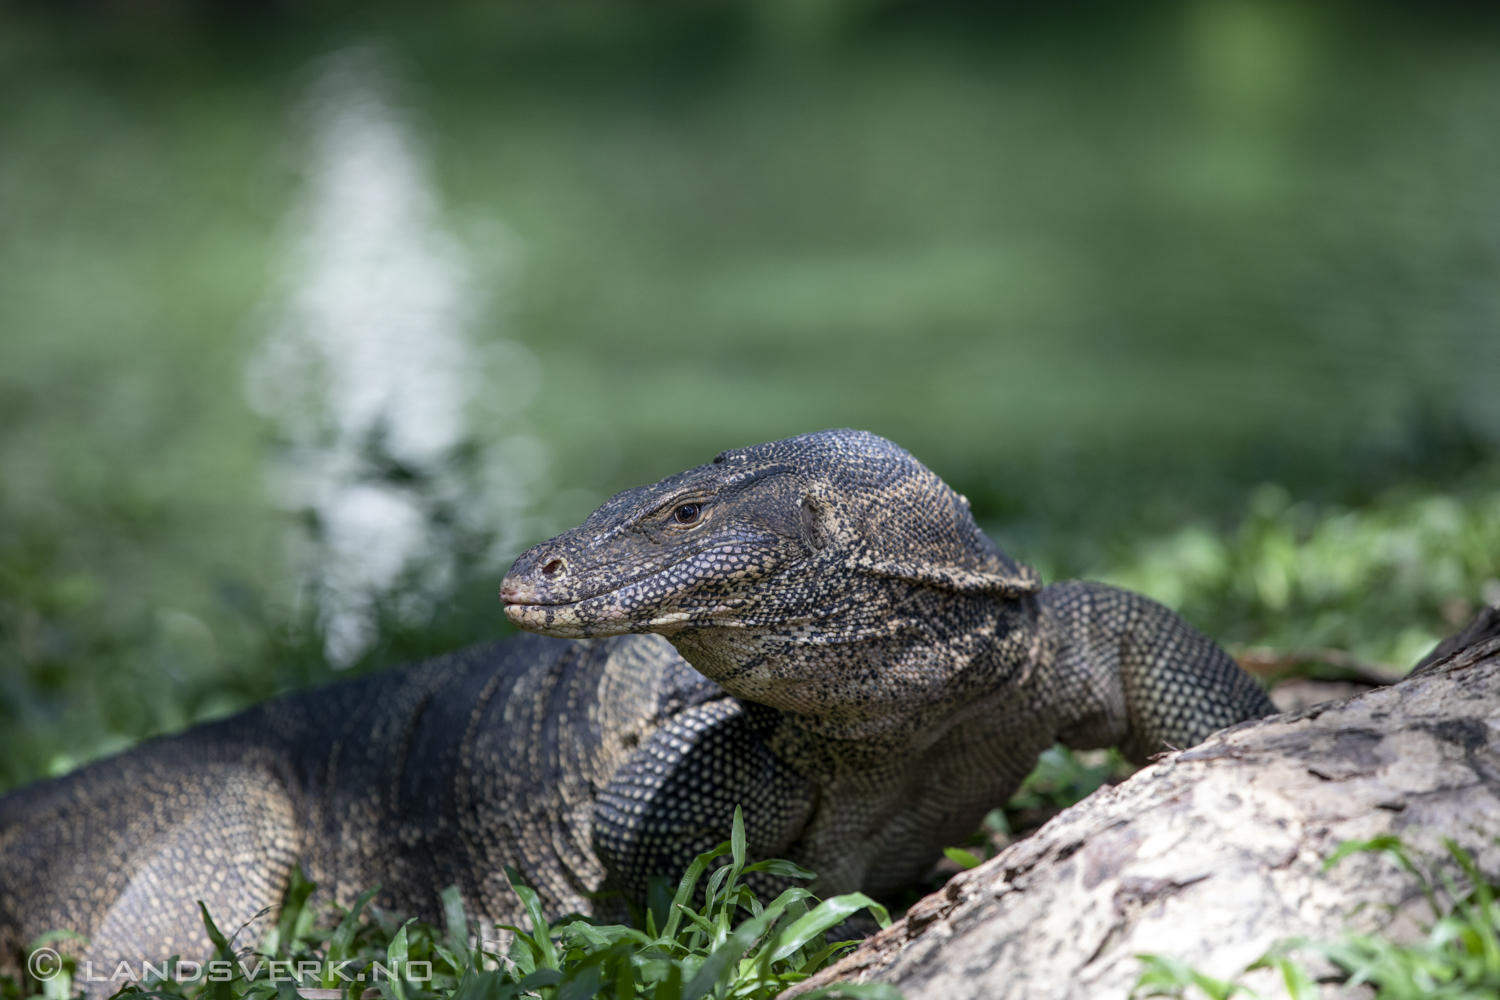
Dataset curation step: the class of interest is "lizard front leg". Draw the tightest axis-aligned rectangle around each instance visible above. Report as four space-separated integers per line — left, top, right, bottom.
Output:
592 698 817 910
1040 581 1277 763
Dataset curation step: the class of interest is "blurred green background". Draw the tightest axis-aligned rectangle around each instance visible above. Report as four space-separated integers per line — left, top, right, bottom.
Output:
2 0 1499 791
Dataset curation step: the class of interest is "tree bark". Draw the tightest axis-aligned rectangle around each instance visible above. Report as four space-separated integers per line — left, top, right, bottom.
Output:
788 620 1500 1000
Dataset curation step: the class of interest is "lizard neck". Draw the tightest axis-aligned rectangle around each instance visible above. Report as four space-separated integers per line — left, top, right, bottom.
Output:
665 590 1042 756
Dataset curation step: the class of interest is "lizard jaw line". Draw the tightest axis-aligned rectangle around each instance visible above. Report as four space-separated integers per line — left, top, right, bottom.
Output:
504 598 741 638
504 600 632 638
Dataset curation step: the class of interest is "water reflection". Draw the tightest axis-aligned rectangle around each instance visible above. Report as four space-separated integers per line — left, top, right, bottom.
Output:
246 45 541 666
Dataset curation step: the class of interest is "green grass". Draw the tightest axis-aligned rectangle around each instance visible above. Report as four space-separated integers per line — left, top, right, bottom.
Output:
1094 474 1500 671
2 809 897 1000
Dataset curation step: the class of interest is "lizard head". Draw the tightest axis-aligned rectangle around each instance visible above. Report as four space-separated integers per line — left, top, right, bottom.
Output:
501 429 1040 727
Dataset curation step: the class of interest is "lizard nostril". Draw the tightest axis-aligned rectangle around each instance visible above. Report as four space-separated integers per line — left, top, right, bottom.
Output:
541 558 566 577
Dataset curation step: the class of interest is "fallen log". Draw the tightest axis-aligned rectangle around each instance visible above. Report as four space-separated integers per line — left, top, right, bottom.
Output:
789 612 1500 1000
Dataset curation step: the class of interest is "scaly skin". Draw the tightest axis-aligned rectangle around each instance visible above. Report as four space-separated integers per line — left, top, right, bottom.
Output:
0 430 1273 978
501 430 1273 903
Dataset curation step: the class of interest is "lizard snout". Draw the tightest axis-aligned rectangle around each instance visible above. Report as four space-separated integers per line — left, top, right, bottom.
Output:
499 573 539 605
500 545 571 606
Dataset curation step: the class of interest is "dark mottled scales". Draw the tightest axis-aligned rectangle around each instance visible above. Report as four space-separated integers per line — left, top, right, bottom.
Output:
0 430 1274 974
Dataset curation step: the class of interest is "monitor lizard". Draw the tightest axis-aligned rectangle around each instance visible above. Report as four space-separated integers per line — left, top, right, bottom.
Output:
0 429 1274 973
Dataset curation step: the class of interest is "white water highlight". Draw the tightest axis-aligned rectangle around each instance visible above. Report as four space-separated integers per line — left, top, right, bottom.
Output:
247 45 542 666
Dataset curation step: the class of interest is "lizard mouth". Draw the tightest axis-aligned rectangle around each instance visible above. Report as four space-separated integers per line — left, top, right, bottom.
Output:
503 594 729 639
500 567 672 637
503 574 754 640
501 541 775 637
502 595 633 638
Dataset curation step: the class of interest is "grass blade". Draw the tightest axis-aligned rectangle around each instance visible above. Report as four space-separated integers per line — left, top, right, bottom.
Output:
656 962 683 1000
681 904 781 1000
324 885 382 987
195 903 238 1000
442 884 471 964
742 859 817 880
727 806 747 902
385 919 412 1000
663 841 732 942
769 894 890 964
504 866 559 970
273 865 317 955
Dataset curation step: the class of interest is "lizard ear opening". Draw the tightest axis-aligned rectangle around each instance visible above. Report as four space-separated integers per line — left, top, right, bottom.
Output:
799 495 828 551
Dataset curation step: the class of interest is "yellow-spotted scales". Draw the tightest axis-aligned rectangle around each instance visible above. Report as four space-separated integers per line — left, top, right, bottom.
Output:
0 430 1273 976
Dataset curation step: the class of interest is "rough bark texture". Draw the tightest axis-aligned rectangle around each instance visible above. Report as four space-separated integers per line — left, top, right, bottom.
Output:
789 624 1500 1000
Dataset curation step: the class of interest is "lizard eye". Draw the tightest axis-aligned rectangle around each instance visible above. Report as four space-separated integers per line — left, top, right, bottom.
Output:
673 503 702 525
